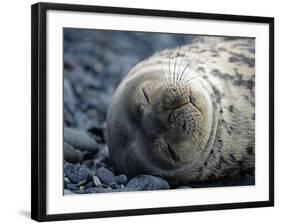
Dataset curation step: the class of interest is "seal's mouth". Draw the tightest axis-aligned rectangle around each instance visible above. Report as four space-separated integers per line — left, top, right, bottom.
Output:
167 101 189 121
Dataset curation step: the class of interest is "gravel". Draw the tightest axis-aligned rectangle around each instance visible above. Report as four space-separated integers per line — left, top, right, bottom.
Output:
126 175 170 191
96 167 115 185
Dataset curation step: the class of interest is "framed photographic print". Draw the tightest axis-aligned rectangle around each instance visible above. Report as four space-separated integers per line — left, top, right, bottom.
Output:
31 2 274 222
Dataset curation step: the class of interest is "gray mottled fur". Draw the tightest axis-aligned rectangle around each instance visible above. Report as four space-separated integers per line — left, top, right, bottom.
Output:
107 37 255 185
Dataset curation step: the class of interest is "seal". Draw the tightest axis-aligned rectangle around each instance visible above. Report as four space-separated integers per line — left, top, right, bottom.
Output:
106 37 255 186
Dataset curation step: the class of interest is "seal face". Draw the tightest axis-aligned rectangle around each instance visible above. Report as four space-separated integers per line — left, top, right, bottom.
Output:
107 37 255 185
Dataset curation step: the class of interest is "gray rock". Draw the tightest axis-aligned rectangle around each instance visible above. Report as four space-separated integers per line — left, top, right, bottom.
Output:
84 181 94 189
73 163 80 171
64 163 78 183
114 174 127 185
93 188 115 193
63 142 84 163
92 187 133 193
64 108 75 126
64 78 76 112
81 186 136 193
85 187 95 193
65 167 91 184
74 189 87 194
109 182 120 189
64 177 71 185
92 176 102 187
73 111 94 130
64 127 99 153
66 183 79 191
96 167 115 185
77 179 88 186
126 175 170 191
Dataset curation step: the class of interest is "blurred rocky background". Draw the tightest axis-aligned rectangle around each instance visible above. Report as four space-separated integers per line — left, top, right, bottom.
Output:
63 28 254 194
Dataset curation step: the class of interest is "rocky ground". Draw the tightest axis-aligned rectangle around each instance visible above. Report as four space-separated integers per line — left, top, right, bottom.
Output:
63 28 254 195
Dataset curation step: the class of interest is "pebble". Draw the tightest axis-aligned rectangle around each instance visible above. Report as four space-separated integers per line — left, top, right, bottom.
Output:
66 183 79 191
64 127 99 153
64 177 71 185
85 187 95 193
84 181 94 189
96 167 115 185
65 166 91 184
109 182 120 189
74 111 96 130
93 188 115 193
63 142 84 163
114 174 127 185
77 179 88 186
64 78 76 113
92 176 102 187
126 175 170 191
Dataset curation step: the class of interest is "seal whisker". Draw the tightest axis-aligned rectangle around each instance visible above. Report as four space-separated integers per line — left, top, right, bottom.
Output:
177 59 191 87
176 54 185 87
161 63 170 90
176 54 188 85
172 56 178 88
181 74 199 87
168 50 173 89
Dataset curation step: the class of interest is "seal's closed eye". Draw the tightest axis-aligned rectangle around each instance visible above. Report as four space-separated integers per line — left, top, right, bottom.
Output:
142 87 150 104
189 95 196 105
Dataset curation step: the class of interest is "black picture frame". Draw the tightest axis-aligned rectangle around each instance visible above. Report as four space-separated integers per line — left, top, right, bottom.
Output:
31 2 274 222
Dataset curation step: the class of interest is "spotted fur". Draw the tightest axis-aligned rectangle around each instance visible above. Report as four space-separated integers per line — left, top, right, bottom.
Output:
108 37 255 185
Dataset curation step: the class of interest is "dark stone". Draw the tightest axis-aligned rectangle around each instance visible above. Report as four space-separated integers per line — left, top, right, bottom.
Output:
64 127 99 153
126 175 170 191
93 188 116 193
65 166 91 184
85 187 96 193
63 142 84 163
64 162 76 172
96 167 115 185
84 181 94 189
109 182 120 189
66 183 79 191
64 79 76 112
74 189 87 194
64 177 71 188
114 175 128 185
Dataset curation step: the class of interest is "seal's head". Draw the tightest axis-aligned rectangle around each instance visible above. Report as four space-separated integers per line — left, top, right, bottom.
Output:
107 56 216 183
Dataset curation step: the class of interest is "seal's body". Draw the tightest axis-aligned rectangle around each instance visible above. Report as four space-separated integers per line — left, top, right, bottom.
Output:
106 37 255 185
